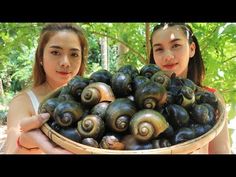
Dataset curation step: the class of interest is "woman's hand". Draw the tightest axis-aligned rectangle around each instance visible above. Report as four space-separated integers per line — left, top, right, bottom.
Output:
18 113 72 154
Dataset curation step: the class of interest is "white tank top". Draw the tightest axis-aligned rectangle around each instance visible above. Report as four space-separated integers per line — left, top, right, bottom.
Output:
26 90 40 115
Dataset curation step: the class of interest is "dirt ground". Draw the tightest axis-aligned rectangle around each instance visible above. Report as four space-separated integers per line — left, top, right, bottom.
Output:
0 125 7 154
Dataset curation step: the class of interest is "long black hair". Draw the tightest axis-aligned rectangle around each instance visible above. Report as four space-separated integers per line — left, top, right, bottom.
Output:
149 23 205 86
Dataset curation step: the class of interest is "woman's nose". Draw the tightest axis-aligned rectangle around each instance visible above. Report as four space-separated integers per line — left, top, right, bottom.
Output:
163 51 174 62
60 55 70 67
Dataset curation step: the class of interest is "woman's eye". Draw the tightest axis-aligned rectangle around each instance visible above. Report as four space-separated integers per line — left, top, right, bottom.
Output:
173 44 181 48
154 48 163 52
51 51 60 55
71 53 79 57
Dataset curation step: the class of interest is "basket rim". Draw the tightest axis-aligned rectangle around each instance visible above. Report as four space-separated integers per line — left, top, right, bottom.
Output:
40 91 226 154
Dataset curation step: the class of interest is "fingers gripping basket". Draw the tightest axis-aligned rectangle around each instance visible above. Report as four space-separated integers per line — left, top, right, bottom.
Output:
40 90 226 154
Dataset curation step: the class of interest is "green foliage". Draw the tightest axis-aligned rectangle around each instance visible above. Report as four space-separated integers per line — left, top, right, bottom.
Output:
1 22 235 122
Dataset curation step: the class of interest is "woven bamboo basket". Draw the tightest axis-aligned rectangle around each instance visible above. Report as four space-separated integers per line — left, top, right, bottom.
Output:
40 91 226 154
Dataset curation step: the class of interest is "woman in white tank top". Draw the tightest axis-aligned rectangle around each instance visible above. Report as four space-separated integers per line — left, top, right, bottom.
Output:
5 23 88 154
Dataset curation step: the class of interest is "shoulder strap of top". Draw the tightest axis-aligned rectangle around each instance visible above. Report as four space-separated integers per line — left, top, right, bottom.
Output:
26 90 40 115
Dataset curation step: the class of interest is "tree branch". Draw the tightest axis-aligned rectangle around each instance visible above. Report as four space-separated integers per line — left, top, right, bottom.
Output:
222 55 236 63
89 30 147 64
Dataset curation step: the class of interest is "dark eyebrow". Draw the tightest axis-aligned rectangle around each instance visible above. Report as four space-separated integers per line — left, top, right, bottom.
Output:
49 46 80 52
153 38 181 47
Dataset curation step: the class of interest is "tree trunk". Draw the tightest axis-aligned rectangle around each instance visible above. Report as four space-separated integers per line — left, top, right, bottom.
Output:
145 23 151 64
0 79 4 96
100 37 109 70
118 43 129 68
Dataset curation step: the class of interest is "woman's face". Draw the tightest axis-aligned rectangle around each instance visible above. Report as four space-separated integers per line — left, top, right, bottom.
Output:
43 31 82 88
152 25 196 78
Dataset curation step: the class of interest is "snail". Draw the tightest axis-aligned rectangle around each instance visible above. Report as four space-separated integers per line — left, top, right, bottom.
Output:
81 138 99 148
130 109 169 142
189 104 212 125
164 104 190 129
58 86 75 101
195 91 218 109
39 97 61 118
99 134 125 150
132 75 150 93
77 115 105 140
81 82 115 107
135 81 167 109
67 76 90 101
176 86 195 108
190 124 212 137
152 138 172 148
59 127 82 143
90 101 110 120
140 64 161 78
118 64 139 79
89 69 112 85
105 98 137 132
53 100 84 127
151 71 171 88
111 72 133 97
172 127 196 145
122 135 153 150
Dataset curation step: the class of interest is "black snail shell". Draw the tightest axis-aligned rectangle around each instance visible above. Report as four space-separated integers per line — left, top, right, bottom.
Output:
135 81 167 109
89 69 112 85
176 86 195 108
111 72 133 97
172 127 196 144
122 135 153 150
81 138 99 148
58 127 82 143
90 102 110 120
39 98 61 118
58 86 75 101
118 64 139 79
105 98 137 132
132 75 150 93
53 100 84 127
139 64 161 78
151 71 171 88
77 115 105 140
195 91 218 109
81 82 115 107
164 104 190 129
130 109 169 142
68 76 90 101
189 104 212 125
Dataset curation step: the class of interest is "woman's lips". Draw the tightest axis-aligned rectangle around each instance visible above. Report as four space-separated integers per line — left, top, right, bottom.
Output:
57 71 71 75
163 63 178 70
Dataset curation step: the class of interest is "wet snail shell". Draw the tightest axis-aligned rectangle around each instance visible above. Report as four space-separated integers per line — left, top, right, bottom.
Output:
176 86 195 108
130 109 169 142
99 135 125 150
68 76 90 101
81 82 115 107
135 81 167 109
39 97 61 118
152 138 172 148
89 69 112 85
122 135 153 150
81 138 99 148
189 104 211 125
172 127 196 145
53 100 84 127
118 64 139 79
132 75 150 93
59 127 82 143
105 98 137 132
151 71 171 88
77 115 105 140
90 101 110 120
111 72 133 97
140 64 161 78
164 104 190 129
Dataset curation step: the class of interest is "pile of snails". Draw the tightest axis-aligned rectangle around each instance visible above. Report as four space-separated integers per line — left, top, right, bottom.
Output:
39 64 219 150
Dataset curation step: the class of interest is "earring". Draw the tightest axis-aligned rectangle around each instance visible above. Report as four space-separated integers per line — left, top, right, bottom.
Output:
40 61 43 66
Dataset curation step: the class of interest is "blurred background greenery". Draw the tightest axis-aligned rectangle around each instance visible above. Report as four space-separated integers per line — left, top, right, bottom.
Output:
0 23 235 131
